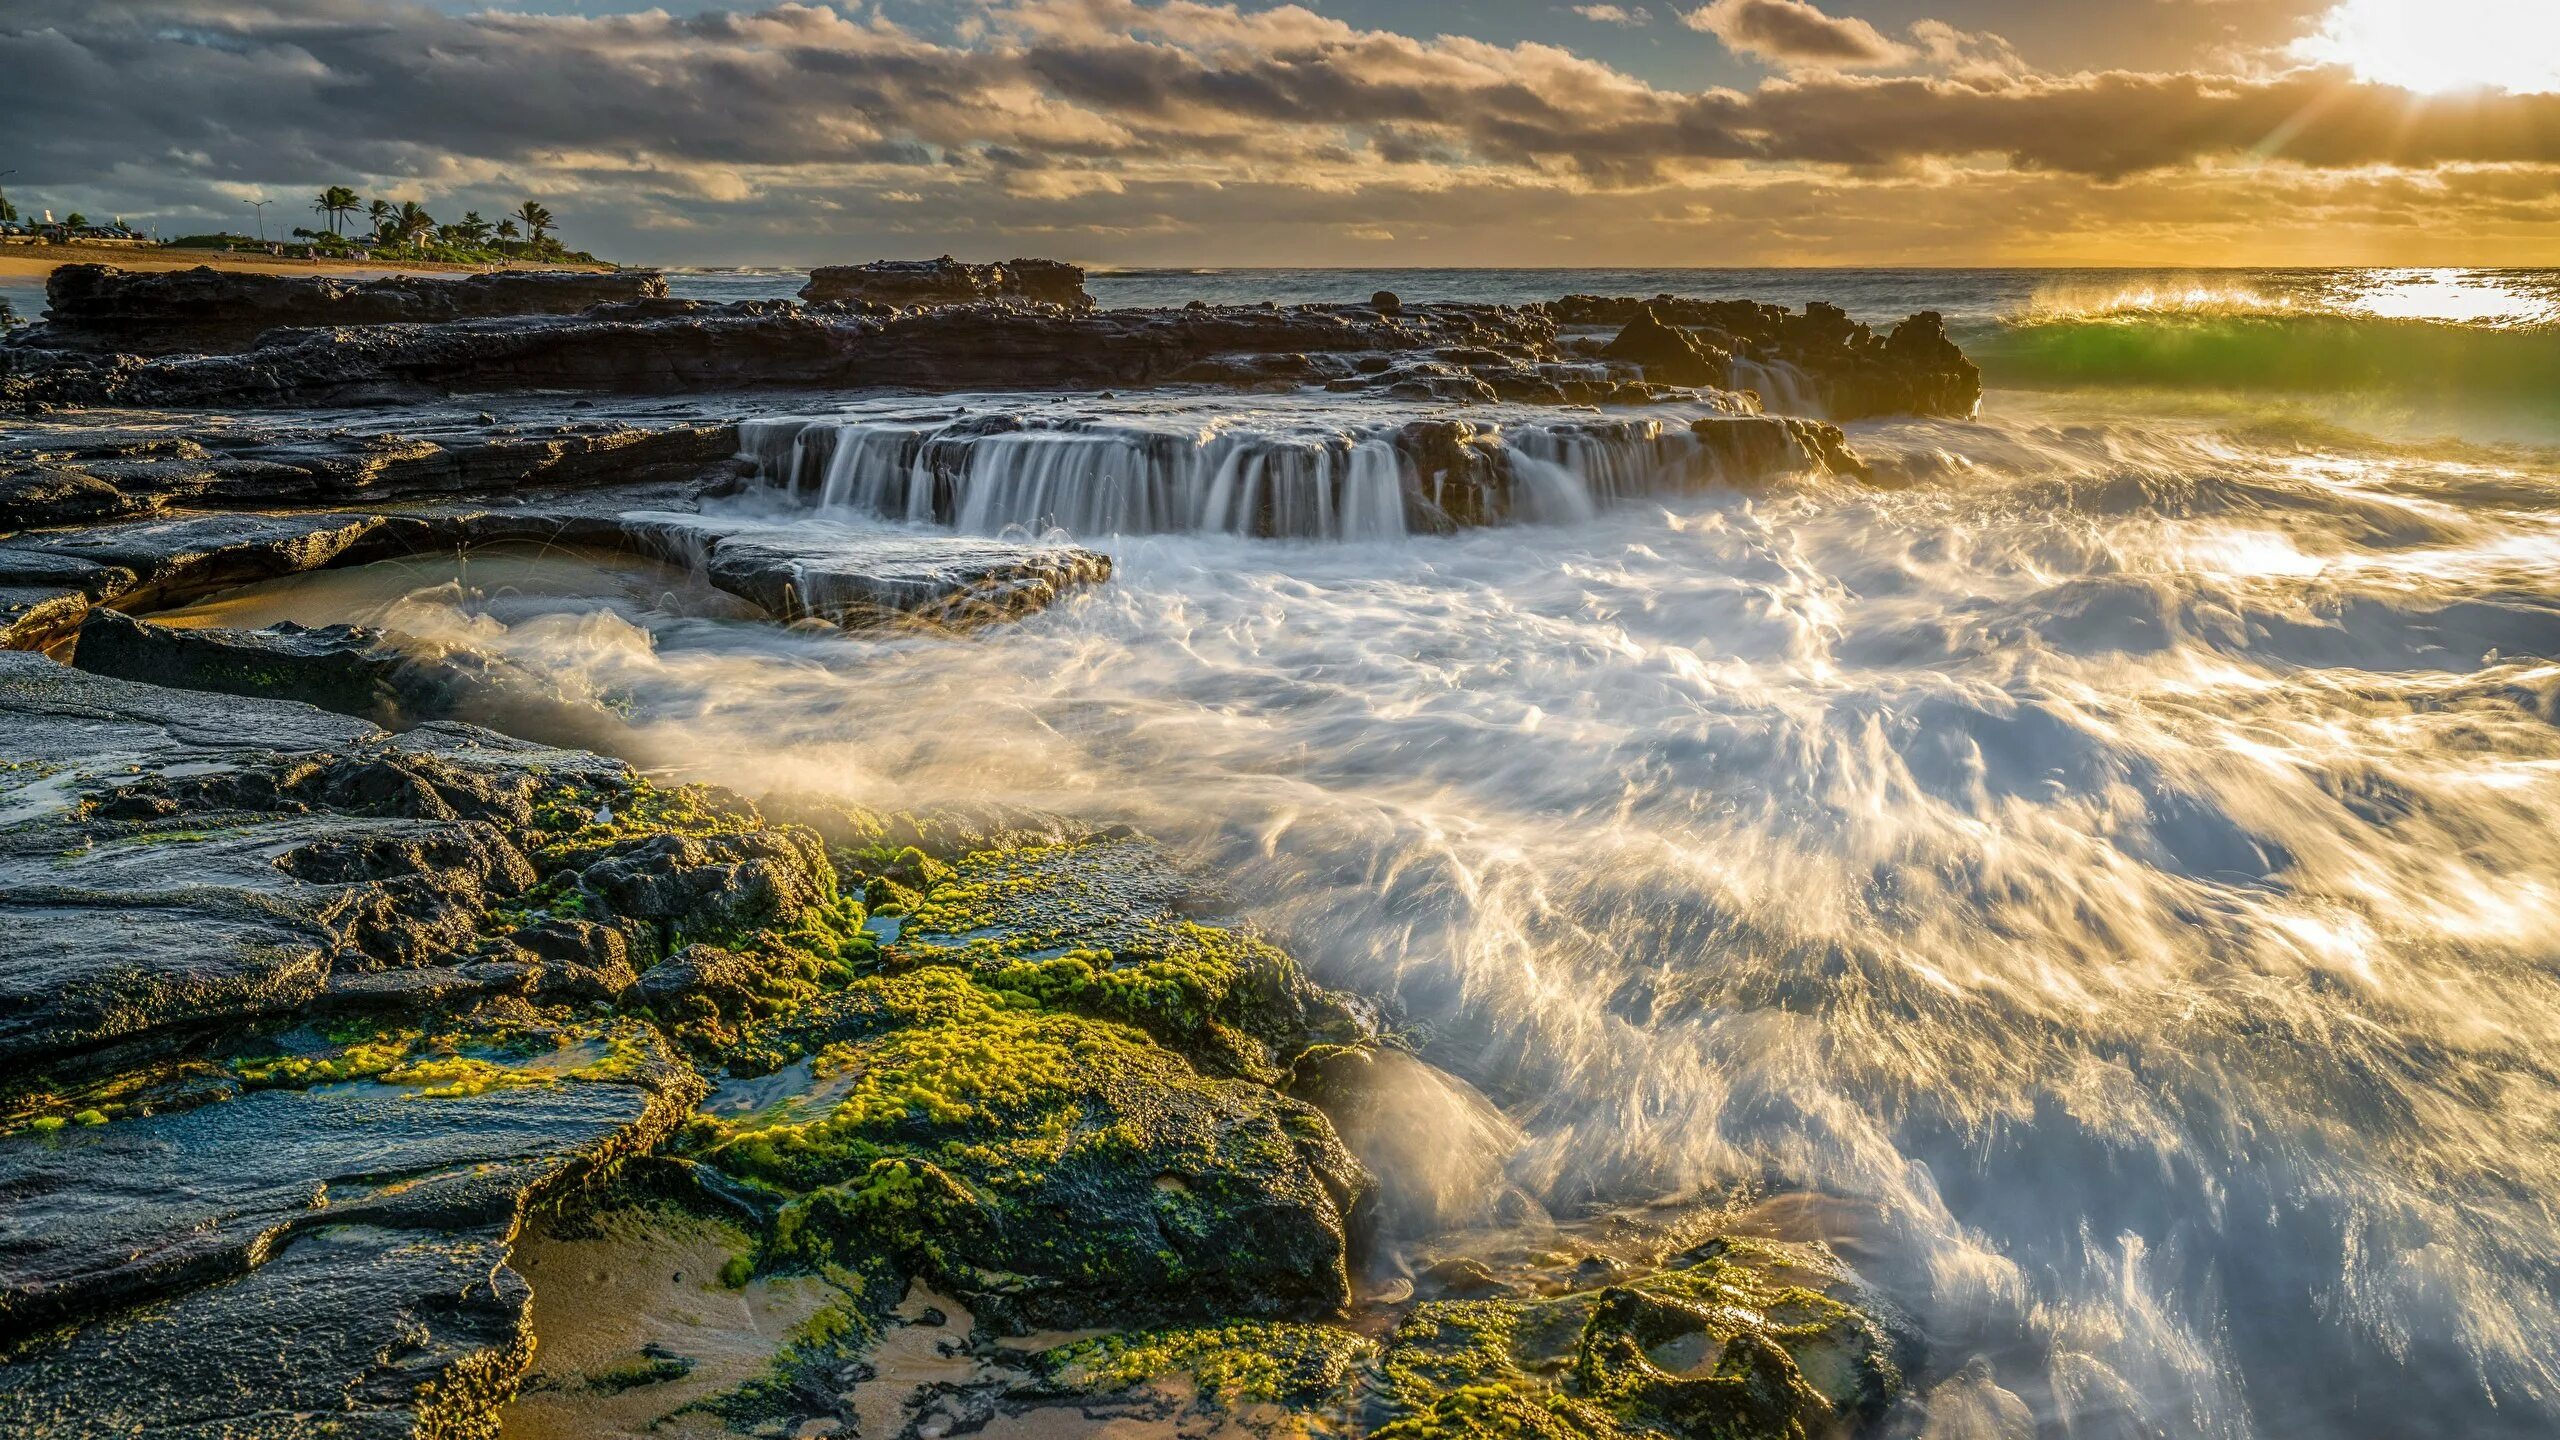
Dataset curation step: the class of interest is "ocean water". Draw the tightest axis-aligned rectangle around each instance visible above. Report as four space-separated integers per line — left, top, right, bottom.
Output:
50 266 2560 1437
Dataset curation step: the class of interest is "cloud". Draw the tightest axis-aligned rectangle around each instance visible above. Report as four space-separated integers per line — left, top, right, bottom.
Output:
1683 0 1912 70
1908 20 2026 81
1 0 2556 265
1572 4 1651 25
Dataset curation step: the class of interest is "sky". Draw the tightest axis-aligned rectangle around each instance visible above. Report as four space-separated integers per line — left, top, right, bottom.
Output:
4 0 2559 267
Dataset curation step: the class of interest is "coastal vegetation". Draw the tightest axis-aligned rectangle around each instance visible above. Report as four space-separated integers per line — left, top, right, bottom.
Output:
4 181 609 266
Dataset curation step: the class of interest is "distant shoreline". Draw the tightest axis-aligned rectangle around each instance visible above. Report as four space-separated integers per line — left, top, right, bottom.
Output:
0 241 616 287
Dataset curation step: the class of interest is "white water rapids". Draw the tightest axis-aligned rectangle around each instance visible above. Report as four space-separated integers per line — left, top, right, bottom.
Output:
259 382 2560 1438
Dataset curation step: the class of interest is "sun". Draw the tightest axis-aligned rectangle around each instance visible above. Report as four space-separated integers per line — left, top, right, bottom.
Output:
2295 0 2560 95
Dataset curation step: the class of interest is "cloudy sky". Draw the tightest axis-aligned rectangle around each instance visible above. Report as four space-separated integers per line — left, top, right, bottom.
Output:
5 0 2557 266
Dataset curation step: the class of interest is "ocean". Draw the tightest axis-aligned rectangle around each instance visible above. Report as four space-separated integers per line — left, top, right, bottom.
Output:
31 265 2560 1436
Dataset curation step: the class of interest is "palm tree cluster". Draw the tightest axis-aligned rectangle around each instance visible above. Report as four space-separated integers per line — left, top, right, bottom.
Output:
305 186 571 258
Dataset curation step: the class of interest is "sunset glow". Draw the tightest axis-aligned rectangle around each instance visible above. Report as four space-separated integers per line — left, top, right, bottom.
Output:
2297 0 2560 95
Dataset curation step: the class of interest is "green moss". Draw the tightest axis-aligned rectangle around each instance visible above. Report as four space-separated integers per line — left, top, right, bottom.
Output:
70 1109 107 1127
27 1115 67 1134
534 777 764 858
699 968 1161 1192
1372 1383 1625 1440
718 1254 755 1289
226 1021 659 1101
1039 1321 1375 1408
1361 1241 1902 1440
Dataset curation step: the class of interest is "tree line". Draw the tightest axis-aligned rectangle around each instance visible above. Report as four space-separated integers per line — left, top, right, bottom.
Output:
304 187 565 259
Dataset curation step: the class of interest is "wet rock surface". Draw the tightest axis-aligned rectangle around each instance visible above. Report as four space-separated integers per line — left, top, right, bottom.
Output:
0 404 737 529
71 605 604 739
24 264 667 355
0 463 1112 654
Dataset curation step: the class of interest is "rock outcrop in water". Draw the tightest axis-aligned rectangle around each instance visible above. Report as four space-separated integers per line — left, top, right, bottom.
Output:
26 263 666 355
1558 294 1982 418
798 255 1094 310
749 408 1865 540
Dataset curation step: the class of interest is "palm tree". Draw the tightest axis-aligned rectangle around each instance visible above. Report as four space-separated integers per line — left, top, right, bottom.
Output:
450 210 492 247
313 185 361 237
365 198 393 240
495 218 519 241
393 201 435 249
510 200 554 248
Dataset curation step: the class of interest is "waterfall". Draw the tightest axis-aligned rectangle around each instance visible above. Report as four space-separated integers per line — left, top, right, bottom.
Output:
739 406 1844 541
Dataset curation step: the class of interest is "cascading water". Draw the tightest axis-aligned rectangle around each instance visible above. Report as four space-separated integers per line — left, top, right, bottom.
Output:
736 395 1830 541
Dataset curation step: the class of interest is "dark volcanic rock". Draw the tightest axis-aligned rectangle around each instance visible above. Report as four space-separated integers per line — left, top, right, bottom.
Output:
26 263 666 355
1551 293 1982 419
1601 304 1732 388
70 607 605 741
0 1020 701 1437
0 300 1558 410
0 655 635 1065
0 494 1112 655
799 255 1093 310
0 410 736 530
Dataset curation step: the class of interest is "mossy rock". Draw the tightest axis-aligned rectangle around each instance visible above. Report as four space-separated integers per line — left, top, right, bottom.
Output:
1036 1318 1378 1409
1371 1238 1904 1440
850 833 1374 1081
694 965 1370 1331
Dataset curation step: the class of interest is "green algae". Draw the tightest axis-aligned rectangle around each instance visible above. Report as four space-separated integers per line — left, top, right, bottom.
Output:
690 959 1365 1330
1360 1240 1903 1440
1040 1320 1377 1408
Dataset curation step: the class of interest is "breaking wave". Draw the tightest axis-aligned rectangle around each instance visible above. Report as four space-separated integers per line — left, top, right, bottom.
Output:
1971 273 2560 431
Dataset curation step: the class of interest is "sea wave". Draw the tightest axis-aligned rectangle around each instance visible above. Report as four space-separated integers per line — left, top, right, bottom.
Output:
1971 276 2560 416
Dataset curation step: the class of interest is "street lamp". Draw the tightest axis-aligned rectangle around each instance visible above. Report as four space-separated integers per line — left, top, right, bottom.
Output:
246 198 272 243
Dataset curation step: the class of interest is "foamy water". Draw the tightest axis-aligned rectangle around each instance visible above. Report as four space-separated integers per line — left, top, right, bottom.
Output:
166 270 2560 1439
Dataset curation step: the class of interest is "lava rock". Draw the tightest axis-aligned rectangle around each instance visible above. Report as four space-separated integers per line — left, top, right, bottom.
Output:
798 256 1094 310
1601 304 1731 388
26 263 667 355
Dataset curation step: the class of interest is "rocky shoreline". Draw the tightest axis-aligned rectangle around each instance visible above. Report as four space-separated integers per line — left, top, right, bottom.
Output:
0 259 1973 1439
